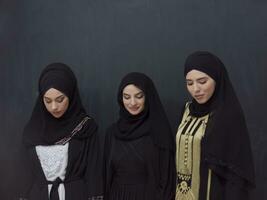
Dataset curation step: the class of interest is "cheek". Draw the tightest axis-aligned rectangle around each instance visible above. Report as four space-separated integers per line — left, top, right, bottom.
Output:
204 84 215 98
43 102 51 112
60 100 69 112
139 99 145 108
64 101 69 111
186 86 194 96
122 99 129 107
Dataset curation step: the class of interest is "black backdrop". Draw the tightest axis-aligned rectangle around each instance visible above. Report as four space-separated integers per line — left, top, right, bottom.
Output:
1 0 266 199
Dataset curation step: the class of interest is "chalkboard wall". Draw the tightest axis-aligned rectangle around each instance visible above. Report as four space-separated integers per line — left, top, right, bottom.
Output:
1 0 266 199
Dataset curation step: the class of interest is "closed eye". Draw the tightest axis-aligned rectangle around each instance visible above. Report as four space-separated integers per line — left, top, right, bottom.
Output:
186 80 193 86
123 94 130 100
56 96 65 103
135 92 144 99
197 78 208 84
44 97 52 104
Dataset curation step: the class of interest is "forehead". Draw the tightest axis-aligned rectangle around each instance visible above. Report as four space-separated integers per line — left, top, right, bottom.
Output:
123 84 143 94
44 88 66 98
186 69 211 80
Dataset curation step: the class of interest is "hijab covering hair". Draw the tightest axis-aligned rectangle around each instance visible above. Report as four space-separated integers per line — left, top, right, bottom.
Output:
184 51 255 187
23 63 90 146
115 72 174 150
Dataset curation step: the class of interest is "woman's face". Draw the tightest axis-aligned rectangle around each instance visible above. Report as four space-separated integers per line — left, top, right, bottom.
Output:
122 84 145 115
43 88 69 118
186 69 216 104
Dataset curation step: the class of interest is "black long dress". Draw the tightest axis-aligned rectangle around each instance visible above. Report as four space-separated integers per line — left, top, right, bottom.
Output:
105 126 175 200
104 72 176 200
17 63 103 200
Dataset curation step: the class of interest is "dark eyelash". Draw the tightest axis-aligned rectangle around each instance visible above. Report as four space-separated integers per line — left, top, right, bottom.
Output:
57 97 64 102
123 96 130 99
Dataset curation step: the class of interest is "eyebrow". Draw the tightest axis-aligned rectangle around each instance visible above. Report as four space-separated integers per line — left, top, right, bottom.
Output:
123 91 144 96
44 95 65 100
186 77 208 81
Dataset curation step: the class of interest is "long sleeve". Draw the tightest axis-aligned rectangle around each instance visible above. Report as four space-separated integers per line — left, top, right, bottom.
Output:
103 129 114 200
208 170 252 200
84 130 104 199
224 181 250 200
159 149 176 200
14 144 34 200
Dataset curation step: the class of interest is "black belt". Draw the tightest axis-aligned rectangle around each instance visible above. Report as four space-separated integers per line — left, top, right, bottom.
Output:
48 177 63 200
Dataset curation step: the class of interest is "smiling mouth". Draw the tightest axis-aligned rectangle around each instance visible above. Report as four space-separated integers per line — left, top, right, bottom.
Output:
129 107 140 111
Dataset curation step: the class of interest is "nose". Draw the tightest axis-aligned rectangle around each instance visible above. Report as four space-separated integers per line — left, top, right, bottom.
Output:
129 97 137 106
192 83 200 93
51 101 58 111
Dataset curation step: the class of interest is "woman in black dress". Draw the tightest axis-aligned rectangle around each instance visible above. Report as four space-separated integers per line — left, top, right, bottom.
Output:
175 51 255 200
18 63 103 200
104 72 176 200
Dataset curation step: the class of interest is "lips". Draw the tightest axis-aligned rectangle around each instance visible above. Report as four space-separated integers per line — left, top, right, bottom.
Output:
129 107 140 111
194 94 204 99
52 111 62 115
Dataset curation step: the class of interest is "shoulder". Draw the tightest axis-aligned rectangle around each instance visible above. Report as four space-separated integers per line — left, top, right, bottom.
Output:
183 102 191 115
83 117 98 134
87 117 98 128
177 102 190 123
185 101 191 108
69 117 99 142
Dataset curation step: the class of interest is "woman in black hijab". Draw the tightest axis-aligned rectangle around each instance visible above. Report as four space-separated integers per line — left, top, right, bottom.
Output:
175 51 255 200
104 72 176 200
18 63 103 200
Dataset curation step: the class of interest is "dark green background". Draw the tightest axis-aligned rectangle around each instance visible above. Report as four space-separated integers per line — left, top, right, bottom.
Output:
1 0 266 199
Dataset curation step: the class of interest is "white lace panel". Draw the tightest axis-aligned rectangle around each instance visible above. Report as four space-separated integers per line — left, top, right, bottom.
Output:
36 143 69 181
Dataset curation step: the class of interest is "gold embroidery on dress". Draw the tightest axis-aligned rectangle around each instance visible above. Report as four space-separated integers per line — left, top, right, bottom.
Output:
176 180 195 200
176 103 209 200
206 169 212 200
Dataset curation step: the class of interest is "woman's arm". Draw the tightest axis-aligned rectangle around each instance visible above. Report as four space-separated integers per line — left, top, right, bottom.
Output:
103 127 115 200
84 130 104 199
14 144 34 200
159 148 176 200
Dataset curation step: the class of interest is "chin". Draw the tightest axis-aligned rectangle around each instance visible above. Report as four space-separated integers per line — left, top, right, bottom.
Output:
51 113 64 118
195 99 208 104
53 115 61 118
129 111 141 115
127 109 142 115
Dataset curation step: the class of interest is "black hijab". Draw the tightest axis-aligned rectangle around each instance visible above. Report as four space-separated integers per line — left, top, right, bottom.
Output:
184 51 255 187
115 72 174 150
23 63 89 146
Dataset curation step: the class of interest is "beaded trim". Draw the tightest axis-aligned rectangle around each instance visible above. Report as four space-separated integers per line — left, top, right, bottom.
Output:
55 116 90 145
